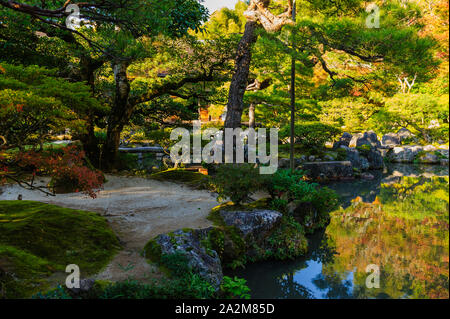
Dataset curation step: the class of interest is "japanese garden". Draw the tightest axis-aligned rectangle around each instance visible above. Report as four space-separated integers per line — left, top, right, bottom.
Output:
0 0 448 300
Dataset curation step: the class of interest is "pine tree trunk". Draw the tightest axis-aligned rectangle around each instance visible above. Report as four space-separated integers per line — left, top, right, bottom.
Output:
103 61 132 170
224 21 258 129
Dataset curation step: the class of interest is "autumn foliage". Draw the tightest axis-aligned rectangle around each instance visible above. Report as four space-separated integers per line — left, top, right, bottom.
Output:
1 145 104 198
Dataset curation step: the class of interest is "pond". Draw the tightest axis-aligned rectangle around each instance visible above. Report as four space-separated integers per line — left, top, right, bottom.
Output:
229 164 449 299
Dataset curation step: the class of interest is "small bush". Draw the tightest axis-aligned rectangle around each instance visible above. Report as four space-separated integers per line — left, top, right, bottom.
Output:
220 276 251 299
211 164 263 204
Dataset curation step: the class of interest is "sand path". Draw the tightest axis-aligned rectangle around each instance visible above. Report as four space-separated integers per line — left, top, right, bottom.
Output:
0 175 219 283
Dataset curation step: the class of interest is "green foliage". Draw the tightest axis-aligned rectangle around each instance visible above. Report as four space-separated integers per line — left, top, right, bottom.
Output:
279 122 341 151
264 215 308 260
220 276 251 299
263 169 339 231
0 201 120 298
0 63 104 149
211 164 263 204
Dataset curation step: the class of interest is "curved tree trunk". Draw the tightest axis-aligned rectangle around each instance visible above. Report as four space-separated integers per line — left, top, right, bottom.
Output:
103 61 133 170
224 1 294 129
224 21 258 129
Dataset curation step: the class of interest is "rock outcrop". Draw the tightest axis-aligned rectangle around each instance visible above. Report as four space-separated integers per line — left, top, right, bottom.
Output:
349 131 381 148
301 161 354 179
146 228 223 289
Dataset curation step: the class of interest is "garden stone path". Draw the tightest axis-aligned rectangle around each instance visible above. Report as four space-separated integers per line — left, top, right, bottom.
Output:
0 175 218 284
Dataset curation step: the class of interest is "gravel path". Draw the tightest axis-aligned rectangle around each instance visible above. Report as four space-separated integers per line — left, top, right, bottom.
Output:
0 175 219 283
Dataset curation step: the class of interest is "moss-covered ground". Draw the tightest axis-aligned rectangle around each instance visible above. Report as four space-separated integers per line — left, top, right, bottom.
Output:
0 200 120 298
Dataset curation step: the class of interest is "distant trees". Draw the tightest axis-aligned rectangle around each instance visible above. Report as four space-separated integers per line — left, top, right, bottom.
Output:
220 0 444 142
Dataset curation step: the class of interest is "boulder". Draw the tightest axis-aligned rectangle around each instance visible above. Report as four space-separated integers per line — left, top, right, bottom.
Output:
382 133 401 147
397 128 414 142
333 132 353 149
418 153 440 164
300 161 354 179
349 131 381 148
151 228 223 289
219 210 282 243
423 145 437 152
388 146 424 163
366 148 384 170
343 147 370 171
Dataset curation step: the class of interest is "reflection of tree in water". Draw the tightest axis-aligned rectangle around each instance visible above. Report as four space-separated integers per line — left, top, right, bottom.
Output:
312 272 353 299
276 273 314 299
322 176 449 299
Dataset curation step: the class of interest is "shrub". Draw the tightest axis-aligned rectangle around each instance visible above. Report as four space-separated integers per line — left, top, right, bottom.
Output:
14 145 104 198
211 164 263 204
279 122 341 150
262 169 339 231
220 276 251 299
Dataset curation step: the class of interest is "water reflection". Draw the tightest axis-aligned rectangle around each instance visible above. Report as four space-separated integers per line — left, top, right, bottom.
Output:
229 165 449 299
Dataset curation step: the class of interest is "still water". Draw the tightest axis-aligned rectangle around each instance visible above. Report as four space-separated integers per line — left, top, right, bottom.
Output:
230 164 449 299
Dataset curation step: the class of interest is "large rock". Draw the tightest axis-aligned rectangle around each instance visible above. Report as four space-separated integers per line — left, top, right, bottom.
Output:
151 228 223 289
366 148 384 169
349 131 381 148
418 153 440 164
397 128 414 142
333 132 353 149
343 147 369 171
382 133 401 147
388 146 424 163
300 161 354 179
219 210 282 243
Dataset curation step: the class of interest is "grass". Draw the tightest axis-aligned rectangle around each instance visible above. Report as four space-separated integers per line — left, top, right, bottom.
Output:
0 200 120 298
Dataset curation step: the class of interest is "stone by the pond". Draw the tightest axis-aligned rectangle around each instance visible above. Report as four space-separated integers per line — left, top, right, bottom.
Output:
300 161 354 179
333 132 352 149
419 153 440 164
366 148 384 169
151 229 223 289
343 147 370 171
219 210 282 242
279 158 305 169
388 146 424 163
440 159 449 166
349 131 381 148
382 133 401 147
423 145 437 152
397 127 414 141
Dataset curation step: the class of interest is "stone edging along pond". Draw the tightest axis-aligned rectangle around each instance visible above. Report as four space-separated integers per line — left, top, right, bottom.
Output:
142 202 311 291
280 130 449 181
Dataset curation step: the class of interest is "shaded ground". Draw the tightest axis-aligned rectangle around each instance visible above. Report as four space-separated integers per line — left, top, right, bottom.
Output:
0 175 219 284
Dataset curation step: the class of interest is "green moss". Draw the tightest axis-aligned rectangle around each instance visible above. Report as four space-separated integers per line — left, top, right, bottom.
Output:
142 239 162 263
149 169 210 189
0 200 120 298
263 216 308 260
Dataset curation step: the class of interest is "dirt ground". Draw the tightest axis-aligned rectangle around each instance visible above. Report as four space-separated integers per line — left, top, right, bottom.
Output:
0 175 219 283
